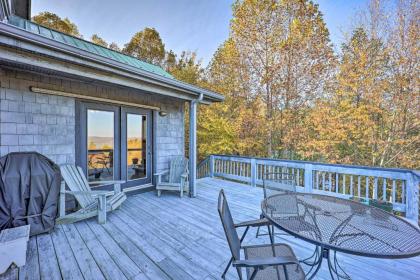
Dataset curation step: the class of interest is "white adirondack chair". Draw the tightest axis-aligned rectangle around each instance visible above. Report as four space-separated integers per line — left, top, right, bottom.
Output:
154 157 189 197
57 165 127 224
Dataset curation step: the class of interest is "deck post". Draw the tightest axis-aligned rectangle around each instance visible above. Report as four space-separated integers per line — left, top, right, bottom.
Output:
189 100 198 197
304 163 313 193
250 158 257 187
209 155 214 177
405 172 419 223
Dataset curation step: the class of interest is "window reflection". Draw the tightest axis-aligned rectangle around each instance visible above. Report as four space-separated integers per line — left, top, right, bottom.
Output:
87 109 114 182
127 114 147 180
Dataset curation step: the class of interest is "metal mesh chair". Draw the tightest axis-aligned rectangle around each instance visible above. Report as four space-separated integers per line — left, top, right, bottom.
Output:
218 189 305 280
257 173 297 239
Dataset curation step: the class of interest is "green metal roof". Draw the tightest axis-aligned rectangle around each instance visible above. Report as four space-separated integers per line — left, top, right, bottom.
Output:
7 15 173 79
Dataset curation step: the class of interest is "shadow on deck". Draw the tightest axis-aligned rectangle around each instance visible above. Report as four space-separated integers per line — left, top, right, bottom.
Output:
1 177 419 279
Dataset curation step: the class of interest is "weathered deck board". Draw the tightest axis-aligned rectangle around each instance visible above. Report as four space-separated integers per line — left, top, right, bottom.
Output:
0 177 418 280
60 223 105 280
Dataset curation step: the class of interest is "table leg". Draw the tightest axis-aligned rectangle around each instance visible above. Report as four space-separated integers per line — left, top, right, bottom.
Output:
301 246 322 279
326 249 351 280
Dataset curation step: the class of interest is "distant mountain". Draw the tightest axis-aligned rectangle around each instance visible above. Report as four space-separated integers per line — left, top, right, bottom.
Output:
88 136 143 149
88 136 113 148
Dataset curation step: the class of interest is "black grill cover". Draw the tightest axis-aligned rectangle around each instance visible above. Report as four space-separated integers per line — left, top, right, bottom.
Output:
0 152 61 236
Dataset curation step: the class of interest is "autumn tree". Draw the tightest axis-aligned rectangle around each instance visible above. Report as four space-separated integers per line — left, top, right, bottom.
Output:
301 0 419 169
301 28 389 164
91 34 108 47
32 12 81 37
230 0 335 157
109 42 121 52
123 27 165 66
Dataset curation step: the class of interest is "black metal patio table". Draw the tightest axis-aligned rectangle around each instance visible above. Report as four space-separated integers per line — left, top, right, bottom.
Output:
261 193 420 279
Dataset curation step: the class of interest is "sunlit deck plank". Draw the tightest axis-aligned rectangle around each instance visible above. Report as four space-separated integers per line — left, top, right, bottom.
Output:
1 177 419 280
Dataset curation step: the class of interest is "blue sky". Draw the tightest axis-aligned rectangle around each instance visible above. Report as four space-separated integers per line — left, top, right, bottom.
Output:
32 0 369 66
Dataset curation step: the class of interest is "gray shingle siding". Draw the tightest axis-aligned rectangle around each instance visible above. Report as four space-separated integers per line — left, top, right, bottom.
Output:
0 68 185 173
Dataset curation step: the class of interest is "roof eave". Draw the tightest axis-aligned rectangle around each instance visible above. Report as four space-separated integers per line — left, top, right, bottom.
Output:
0 21 224 103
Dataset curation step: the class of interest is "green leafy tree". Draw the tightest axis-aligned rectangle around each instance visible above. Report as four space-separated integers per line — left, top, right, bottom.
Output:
170 51 203 85
123 27 165 66
32 12 81 37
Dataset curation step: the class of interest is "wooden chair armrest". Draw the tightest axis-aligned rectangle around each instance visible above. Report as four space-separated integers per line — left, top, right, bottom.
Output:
154 170 169 176
180 172 188 179
88 180 125 185
62 190 108 197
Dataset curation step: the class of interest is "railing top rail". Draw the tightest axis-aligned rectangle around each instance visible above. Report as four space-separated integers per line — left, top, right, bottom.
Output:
210 154 420 179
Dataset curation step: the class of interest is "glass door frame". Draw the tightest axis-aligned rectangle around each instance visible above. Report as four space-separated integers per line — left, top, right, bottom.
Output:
77 101 121 190
121 107 152 187
76 101 153 191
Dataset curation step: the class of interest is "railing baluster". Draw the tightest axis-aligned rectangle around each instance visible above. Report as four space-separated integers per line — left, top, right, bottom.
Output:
358 176 361 197
315 171 319 190
382 178 387 201
335 173 339 193
342 174 346 194
350 175 353 196
373 177 378 199
322 172 326 190
365 177 369 199
392 180 396 203
327 173 331 192
402 180 405 204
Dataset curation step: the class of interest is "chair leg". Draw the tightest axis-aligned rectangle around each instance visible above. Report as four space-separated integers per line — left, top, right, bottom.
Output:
157 190 161 197
249 268 259 280
220 226 249 279
267 225 274 244
240 226 250 243
221 257 233 279
256 226 261 238
98 195 107 224
180 187 183 198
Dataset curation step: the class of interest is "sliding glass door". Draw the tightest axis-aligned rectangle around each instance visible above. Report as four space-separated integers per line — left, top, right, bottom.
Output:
121 107 152 187
87 108 116 182
77 102 152 190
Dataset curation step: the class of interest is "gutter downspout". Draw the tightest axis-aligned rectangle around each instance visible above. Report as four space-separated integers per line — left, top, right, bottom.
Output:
189 93 203 197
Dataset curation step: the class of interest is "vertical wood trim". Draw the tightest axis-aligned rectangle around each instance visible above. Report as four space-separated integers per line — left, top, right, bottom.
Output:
250 158 257 187
188 100 197 197
209 155 214 178
304 164 313 193
405 173 419 223
152 110 158 186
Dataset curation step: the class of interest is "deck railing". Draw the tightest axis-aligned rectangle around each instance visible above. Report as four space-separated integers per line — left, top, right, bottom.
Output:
197 154 420 223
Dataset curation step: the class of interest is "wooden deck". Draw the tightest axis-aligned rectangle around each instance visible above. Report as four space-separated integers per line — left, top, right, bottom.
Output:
1 177 420 280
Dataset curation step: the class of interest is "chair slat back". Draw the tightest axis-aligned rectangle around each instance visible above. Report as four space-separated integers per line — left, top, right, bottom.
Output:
169 157 188 183
60 165 95 208
217 190 242 279
217 190 241 259
263 172 296 198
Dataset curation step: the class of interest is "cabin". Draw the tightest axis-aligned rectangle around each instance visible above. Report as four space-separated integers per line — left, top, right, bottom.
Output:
0 0 223 195
0 1 419 280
